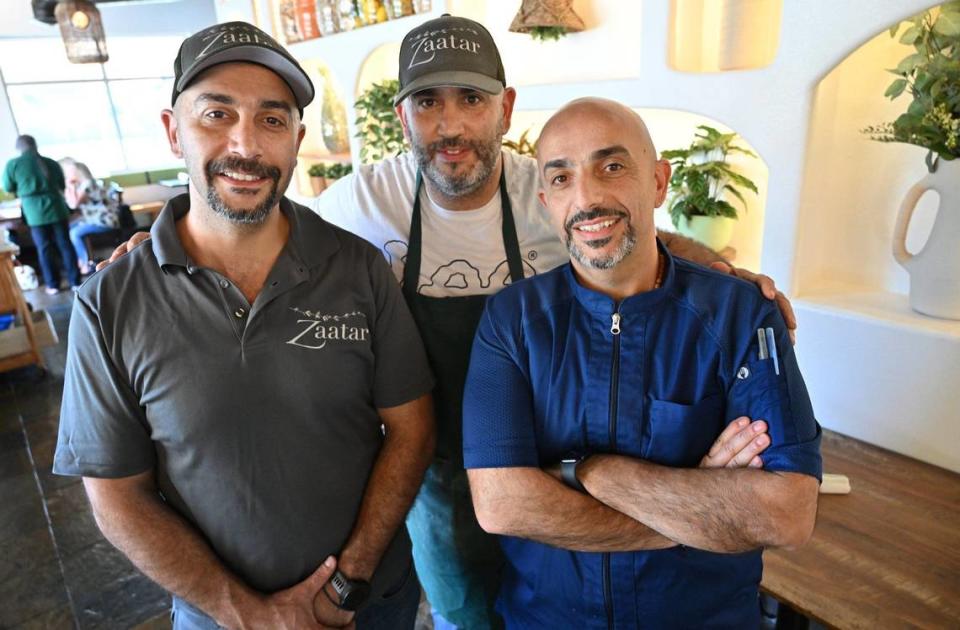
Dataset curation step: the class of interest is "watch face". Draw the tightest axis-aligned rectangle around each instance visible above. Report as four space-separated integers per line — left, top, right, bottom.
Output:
340 581 372 611
331 570 372 611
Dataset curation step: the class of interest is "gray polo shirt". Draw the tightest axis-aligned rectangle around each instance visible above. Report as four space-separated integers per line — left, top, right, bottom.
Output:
54 194 434 597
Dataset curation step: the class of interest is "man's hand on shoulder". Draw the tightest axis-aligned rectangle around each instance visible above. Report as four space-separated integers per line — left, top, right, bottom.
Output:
95 231 151 271
710 261 797 344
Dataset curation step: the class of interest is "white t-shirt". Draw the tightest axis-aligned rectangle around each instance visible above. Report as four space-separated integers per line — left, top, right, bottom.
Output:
313 151 568 297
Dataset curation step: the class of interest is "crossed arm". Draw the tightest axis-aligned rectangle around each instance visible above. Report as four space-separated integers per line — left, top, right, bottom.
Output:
470 417 818 554
83 393 434 630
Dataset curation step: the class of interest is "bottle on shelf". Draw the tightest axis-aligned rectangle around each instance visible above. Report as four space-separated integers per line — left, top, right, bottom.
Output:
277 0 302 44
316 0 340 35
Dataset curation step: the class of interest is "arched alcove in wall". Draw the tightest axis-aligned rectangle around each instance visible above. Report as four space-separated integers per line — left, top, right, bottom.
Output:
507 108 770 272
794 7 941 299
356 42 400 97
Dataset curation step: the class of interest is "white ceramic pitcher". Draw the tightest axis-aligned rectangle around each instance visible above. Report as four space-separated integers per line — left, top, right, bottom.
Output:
893 159 960 320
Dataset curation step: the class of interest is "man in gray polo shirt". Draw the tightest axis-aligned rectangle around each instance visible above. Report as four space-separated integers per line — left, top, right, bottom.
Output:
54 22 434 630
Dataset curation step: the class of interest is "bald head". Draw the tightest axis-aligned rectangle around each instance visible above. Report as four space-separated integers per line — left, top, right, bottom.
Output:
537 98 657 175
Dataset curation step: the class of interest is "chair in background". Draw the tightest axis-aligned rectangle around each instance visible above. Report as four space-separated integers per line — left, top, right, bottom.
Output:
80 203 149 266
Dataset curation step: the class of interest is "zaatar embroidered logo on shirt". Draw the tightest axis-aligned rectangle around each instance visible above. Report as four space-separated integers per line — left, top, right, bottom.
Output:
286 307 370 350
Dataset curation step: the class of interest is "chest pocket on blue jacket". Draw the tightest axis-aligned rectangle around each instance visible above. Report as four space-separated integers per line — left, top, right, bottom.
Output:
643 394 723 467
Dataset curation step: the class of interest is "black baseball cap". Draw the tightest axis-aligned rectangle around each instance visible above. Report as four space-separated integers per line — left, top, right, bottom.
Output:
172 22 315 114
394 14 506 106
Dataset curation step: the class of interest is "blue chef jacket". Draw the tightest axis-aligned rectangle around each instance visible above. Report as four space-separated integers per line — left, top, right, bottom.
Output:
463 245 822 629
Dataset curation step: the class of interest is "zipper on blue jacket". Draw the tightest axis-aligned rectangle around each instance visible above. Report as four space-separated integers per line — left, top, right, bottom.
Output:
604 305 622 630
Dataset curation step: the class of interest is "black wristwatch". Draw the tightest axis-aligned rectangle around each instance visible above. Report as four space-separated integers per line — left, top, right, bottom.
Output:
560 455 589 493
329 569 372 611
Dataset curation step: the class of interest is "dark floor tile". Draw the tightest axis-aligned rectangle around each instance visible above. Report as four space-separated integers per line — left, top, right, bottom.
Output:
14 380 64 423
64 541 169 630
0 526 58 585
0 557 71 627
0 445 33 479
0 426 27 455
0 395 21 430
11 603 75 629
130 611 172 630
0 477 47 541
47 483 103 558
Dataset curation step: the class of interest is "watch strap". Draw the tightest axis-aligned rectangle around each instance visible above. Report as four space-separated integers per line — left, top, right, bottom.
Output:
561 456 588 493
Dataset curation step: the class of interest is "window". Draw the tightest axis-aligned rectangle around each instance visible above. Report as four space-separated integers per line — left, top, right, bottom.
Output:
0 36 183 175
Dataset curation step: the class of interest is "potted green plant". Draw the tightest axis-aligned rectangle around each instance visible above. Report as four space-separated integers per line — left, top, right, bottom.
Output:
863 2 960 320
354 79 408 164
862 2 960 172
308 162 353 195
308 162 328 195
661 125 758 251
502 128 538 156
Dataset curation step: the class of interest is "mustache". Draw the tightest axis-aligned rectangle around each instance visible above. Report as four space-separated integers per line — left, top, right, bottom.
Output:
564 208 627 232
206 156 281 182
425 136 487 154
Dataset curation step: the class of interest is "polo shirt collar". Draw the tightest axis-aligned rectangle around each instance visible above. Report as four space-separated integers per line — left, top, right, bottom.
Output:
151 193 341 272
565 237 675 316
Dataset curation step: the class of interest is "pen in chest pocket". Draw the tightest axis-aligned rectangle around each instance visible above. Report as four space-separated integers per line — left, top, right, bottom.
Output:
757 327 780 375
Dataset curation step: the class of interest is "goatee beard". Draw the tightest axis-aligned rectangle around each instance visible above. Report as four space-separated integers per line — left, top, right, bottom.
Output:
412 122 503 198
564 208 636 270
204 156 282 225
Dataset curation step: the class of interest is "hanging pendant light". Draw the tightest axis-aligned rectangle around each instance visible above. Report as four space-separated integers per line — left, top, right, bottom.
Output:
54 0 109 64
509 0 585 37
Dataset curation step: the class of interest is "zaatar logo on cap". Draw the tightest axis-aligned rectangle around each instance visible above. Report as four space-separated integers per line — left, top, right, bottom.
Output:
405 25 485 69
193 22 282 60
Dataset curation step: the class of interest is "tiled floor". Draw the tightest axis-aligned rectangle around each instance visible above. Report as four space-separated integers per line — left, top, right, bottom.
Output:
1 288 171 629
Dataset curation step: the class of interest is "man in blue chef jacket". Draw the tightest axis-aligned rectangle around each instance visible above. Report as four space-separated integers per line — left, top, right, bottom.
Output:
463 98 822 629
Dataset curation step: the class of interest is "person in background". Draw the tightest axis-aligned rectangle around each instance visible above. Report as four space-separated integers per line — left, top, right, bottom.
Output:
2 135 81 294
61 159 121 274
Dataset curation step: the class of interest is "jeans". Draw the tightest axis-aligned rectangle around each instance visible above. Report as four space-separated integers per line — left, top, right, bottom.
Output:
171 561 421 630
30 220 80 289
406 461 504 630
69 221 114 269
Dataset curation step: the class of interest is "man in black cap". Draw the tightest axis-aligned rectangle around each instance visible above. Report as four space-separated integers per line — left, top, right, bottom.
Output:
55 22 435 630
316 14 790 630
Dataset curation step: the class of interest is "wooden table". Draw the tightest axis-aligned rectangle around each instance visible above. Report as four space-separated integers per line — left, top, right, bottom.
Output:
123 183 186 221
761 430 960 628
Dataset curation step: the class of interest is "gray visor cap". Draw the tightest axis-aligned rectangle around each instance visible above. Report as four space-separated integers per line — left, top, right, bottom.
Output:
393 71 504 107
175 47 314 112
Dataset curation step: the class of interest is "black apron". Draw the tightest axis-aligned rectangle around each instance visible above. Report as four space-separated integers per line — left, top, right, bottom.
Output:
403 169 521 629
401 169 525 466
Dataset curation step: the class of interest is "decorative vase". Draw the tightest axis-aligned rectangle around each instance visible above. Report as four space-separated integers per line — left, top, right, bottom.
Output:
677 215 735 252
318 68 350 154
893 159 960 320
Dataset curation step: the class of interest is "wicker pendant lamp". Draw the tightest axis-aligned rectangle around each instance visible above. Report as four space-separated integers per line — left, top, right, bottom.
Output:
508 0 585 34
54 0 109 63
